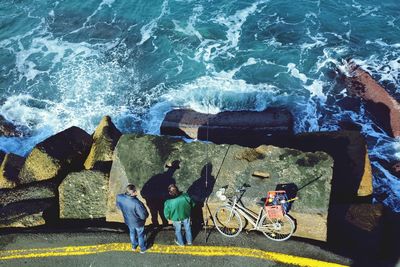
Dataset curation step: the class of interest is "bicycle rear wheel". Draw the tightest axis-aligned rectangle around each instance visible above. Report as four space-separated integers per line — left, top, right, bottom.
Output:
259 214 294 241
213 205 243 237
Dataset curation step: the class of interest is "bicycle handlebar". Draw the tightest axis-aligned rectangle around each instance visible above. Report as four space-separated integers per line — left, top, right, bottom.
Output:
236 183 251 192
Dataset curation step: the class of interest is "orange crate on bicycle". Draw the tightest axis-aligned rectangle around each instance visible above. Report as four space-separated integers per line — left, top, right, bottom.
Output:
264 190 287 219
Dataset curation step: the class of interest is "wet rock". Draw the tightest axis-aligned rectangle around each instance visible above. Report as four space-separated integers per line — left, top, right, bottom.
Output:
18 126 92 184
160 108 294 142
84 116 121 171
59 170 109 219
0 199 54 228
0 153 25 189
343 62 400 138
0 115 22 137
390 162 400 179
344 203 383 232
107 134 333 241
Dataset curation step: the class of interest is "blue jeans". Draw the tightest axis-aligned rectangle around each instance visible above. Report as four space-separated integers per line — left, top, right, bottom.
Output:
172 218 192 245
128 225 146 251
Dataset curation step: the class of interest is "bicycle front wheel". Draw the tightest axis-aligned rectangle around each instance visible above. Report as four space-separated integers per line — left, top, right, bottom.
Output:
213 205 243 237
259 214 294 241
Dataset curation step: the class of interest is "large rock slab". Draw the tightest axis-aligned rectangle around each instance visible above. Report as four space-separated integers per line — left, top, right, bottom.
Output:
84 116 121 171
161 108 293 142
59 170 109 219
107 134 333 241
0 199 54 228
283 131 373 202
0 180 57 207
0 153 25 189
160 114 373 201
343 62 400 137
18 126 92 184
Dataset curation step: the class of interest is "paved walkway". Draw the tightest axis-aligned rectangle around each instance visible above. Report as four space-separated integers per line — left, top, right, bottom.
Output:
0 228 352 267
0 242 347 267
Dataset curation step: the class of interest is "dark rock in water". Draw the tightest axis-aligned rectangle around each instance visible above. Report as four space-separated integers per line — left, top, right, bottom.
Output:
0 180 57 207
59 170 109 219
84 116 121 171
336 97 361 112
343 62 400 138
160 108 294 143
338 120 362 131
0 115 22 137
0 153 25 189
18 126 92 184
391 162 400 179
0 199 54 228
107 134 333 241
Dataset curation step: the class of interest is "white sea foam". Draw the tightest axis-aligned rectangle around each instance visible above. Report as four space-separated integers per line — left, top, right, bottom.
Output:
0 53 145 155
137 0 169 46
316 46 349 73
371 161 400 212
172 5 203 41
194 0 268 63
287 63 308 83
300 31 328 51
351 52 400 86
144 74 285 134
69 0 116 35
304 80 326 101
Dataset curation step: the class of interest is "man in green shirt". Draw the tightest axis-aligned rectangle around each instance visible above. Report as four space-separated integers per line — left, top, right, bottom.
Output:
164 184 195 246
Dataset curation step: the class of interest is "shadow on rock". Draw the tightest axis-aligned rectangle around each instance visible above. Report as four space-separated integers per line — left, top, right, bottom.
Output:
141 161 179 226
187 163 216 240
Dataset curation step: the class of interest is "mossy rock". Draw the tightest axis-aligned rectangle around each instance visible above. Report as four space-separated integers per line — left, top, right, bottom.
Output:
59 170 109 219
0 199 54 228
0 153 25 189
84 116 121 171
19 126 92 184
0 180 57 207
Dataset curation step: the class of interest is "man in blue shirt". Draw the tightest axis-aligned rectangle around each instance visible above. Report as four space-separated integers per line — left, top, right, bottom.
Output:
116 184 149 253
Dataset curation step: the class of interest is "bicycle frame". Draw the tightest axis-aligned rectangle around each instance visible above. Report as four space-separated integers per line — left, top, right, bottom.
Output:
214 185 296 241
227 191 264 230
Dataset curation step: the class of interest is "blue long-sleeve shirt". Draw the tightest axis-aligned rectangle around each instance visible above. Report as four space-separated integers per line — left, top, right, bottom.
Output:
116 194 149 228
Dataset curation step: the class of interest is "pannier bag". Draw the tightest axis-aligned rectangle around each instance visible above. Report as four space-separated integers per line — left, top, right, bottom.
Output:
264 190 288 219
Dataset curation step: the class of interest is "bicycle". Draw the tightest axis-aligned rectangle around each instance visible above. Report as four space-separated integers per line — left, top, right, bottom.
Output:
213 183 297 241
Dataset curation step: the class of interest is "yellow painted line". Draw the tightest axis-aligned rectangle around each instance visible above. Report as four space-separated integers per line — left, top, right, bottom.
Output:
0 243 348 267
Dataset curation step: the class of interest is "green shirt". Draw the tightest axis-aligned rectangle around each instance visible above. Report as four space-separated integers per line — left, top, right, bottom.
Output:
164 193 195 221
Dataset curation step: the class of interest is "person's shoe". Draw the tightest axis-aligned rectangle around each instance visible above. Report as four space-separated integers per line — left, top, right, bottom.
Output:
139 250 146 254
132 246 138 251
187 242 192 245
175 240 184 246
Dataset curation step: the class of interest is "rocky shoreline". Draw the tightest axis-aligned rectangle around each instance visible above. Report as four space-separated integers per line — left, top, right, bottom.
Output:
0 64 399 262
0 111 398 262
0 111 379 237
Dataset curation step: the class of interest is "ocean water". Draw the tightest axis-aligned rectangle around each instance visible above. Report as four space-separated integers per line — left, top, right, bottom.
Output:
0 0 399 211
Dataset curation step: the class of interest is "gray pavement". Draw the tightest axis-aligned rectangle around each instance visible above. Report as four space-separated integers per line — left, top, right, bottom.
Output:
0 226 351 267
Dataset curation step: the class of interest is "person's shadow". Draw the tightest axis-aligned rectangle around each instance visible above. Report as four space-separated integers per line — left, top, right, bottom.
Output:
187 163 216 239
141 160 179 227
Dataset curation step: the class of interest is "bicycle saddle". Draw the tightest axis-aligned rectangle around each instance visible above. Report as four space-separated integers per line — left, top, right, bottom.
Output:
256 197 267 207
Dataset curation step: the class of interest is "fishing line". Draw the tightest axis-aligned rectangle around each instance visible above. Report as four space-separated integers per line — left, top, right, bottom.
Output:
204 92 210 242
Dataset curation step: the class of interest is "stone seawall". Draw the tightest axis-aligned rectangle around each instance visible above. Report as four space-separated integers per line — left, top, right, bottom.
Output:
106 134 333 241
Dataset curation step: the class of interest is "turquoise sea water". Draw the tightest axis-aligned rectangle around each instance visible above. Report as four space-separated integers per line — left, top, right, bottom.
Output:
0 0 399 211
